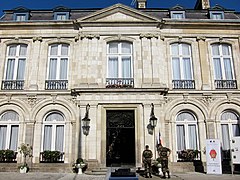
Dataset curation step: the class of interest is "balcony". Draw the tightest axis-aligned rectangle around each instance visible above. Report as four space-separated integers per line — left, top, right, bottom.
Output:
172 80 195 89
106 78 134 88
1 80 24 90
45 80 68 90
215 80 237 89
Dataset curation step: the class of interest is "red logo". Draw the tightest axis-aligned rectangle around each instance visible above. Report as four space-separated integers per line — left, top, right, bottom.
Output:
209 149 217 160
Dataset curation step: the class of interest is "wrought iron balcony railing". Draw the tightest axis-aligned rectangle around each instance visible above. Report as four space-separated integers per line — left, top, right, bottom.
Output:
45 80 68 90
1 80 24 90
172 80 195 89
106 78 134 88
215 80 237 89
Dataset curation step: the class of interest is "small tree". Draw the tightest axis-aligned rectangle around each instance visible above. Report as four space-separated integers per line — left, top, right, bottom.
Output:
18 143 33 169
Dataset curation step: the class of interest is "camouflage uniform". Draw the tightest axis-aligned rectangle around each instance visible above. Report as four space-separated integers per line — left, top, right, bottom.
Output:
158 145 171 178
142 146 153 178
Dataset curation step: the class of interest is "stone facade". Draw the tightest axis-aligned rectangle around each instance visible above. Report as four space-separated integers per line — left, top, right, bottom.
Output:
0 0 240 171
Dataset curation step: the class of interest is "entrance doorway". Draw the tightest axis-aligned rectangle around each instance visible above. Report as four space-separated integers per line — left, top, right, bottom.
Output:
106 110 135 167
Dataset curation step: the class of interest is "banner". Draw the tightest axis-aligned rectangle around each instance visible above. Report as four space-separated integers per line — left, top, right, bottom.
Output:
206 139 222 174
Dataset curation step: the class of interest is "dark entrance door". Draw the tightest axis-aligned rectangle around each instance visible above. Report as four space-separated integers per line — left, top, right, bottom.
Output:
106 110 135 167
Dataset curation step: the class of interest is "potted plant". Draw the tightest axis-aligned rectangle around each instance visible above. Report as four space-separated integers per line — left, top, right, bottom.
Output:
72 158 87 174
18 143 33 173
152 157 162 175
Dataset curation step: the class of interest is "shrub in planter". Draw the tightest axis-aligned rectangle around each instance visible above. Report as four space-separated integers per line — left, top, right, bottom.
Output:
0 149 16 162
178 149 200 162
42 150 62 162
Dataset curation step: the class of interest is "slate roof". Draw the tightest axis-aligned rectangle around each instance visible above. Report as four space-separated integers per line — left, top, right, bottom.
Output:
0 4 239 21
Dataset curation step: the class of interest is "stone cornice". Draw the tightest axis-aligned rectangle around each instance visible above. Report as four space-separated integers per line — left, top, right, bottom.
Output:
160 18 240 29
71 88 169 96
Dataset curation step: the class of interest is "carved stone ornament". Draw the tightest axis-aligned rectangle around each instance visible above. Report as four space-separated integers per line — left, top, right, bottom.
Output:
79 33 100 40
139 33 159 39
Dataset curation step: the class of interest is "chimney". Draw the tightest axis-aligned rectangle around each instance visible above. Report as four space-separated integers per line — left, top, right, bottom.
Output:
194 0 210 9
136 0 147 9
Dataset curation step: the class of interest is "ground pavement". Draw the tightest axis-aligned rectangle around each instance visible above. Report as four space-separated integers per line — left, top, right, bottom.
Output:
0 172 239 180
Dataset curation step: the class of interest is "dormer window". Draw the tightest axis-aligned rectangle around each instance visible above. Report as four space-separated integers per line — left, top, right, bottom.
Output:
171 11 185 19
54 12 69 20
209 5 225 20
170 5 186 19
12 7 29 21
210 11 224 19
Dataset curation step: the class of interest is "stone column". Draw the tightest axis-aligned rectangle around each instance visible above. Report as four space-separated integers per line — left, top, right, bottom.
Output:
197 37 211 90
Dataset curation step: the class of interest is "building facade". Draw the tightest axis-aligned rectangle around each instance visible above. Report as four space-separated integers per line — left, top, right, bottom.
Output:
0 0 240 171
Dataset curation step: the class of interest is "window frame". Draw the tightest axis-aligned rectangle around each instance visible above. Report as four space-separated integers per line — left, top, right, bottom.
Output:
170 43 194 80
13 13 29 21
0 111 19 151
210 11 224 20
53 12 70 20
170 11 185 19
175 111 200 151
107 41 133 79
41 112 65 152
47 43 69 80
4 44 27 81
211 43 235 80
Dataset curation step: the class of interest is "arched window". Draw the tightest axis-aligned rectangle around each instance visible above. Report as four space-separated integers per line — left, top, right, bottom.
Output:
0 111 19 151
46 43 69 90
220 110 240 159
170 43 194 89
176 112 199 151
211 43 236 89
3 44 27 90
106 41 133 87
42 112 65 152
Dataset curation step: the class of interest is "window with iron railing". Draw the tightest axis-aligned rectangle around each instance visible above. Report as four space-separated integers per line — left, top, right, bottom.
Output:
2 44 27 90
106 41 133 88
211 43 236 89
171 43 195 89
46 43 69 90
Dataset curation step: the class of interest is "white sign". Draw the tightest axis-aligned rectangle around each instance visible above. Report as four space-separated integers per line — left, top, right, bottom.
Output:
206 139 222 174
230 137 240 164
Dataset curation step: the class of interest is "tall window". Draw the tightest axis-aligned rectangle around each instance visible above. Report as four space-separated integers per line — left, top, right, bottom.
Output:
42 112 65 152
106 41 133 88
176 112 199 152
2 44 27 90
0 111 19 151
220 111 240 159
211 43 236 89
46 44 69 90
171 43 194 89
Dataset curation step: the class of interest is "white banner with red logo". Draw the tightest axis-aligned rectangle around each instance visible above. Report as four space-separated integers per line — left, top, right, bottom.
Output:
206 139 222 174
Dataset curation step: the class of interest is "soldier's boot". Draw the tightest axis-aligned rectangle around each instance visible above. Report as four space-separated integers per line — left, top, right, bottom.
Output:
167 171 170 178
149 173 152 178
162 172 166 179
145 172 149 178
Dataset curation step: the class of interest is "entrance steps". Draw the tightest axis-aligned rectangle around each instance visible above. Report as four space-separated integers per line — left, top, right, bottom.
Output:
30 163 72 173
85 167 108 175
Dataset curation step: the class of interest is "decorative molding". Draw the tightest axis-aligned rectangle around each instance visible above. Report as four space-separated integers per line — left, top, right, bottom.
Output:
27 95 37 107
32 36 42 42
196 36 206 41
183 94 188 103
219 37 223 43
79 33 100 40
139 33 159 39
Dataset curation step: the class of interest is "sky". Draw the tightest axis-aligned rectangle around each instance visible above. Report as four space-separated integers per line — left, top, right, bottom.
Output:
0 0 239 16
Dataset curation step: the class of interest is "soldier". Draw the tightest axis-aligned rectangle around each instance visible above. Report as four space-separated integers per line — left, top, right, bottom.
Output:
142 145 153 178
157 144 171 179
